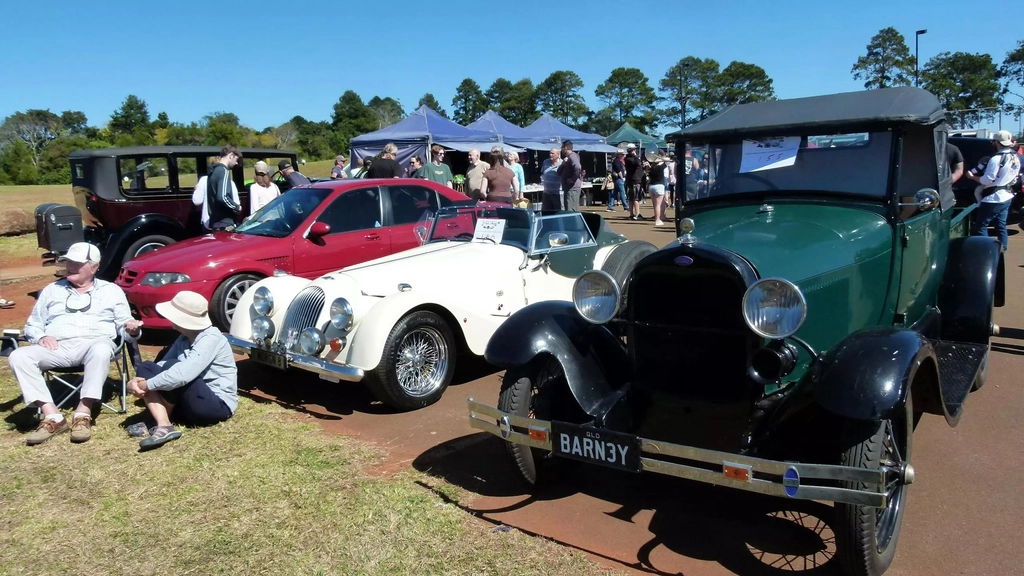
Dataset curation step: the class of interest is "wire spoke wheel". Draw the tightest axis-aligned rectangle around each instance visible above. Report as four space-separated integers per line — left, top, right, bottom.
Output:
395 326 449 397
836 392 913 576
875 420 906 551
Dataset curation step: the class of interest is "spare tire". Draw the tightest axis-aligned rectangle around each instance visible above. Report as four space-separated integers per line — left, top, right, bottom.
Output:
600 240 657 288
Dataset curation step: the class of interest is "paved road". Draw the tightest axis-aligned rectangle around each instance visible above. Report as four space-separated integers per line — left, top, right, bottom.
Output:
3 207 1021 575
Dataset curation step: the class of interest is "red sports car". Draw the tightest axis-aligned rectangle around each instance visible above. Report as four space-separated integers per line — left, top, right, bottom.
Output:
117 179 471 330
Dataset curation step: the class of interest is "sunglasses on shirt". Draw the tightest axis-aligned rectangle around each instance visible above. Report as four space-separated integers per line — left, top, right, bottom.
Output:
65 291 92 313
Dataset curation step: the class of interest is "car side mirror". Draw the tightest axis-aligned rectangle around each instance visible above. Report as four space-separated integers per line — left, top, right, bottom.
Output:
308 222 331 239
898 188 939 211
548 232 569 247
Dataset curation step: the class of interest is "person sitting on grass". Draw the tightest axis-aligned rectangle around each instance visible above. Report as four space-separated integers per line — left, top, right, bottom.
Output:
126 291 237 450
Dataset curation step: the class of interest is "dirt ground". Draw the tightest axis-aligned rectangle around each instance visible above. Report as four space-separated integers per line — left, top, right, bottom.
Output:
2 206 1022 576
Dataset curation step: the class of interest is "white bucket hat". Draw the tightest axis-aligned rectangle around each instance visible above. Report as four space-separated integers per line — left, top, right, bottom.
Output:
155 291 212 331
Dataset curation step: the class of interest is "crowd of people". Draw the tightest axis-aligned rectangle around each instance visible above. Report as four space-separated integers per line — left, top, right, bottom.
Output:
604 143 687 226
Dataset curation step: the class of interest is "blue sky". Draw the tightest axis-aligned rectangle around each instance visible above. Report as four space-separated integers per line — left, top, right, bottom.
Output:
1 0 1020 135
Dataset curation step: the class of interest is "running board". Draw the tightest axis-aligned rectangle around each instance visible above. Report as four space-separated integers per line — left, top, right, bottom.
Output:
934 340 986 427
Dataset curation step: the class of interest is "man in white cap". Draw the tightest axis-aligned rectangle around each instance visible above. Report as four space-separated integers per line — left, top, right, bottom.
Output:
965 130 1021 251
8 242 143 445
126 290 237 450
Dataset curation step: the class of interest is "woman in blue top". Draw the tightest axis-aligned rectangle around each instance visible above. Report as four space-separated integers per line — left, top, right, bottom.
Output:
506 151 526 203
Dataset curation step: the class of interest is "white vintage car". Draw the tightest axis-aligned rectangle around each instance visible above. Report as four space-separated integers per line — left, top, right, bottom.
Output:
227 204 655 410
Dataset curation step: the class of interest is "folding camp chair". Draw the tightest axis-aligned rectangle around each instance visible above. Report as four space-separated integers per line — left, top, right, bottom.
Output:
6 331 138 415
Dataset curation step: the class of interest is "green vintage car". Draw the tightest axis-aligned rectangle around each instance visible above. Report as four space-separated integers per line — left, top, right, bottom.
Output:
467 87 1003 576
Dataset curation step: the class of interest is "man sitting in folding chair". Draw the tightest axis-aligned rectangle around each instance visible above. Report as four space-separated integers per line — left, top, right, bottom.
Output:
7 242 143 446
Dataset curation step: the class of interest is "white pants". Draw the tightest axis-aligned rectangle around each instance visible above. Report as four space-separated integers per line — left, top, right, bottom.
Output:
8 338 116 405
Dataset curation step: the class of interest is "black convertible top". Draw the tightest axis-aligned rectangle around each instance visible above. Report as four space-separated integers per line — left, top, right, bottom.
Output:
669 87 946 141
68 146 296 159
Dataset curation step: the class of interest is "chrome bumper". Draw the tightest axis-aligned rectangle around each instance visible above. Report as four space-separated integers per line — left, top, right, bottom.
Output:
468 398 896 508
227 335 365 383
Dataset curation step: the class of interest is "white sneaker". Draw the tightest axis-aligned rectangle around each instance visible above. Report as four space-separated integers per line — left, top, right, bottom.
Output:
655 220 665 226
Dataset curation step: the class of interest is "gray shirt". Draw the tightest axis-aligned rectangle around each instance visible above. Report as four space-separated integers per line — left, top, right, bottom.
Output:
148 326 238 413
557 152 582 191
541 159 562 195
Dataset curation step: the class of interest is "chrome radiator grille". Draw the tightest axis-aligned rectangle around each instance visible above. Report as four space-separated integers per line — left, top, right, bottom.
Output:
280 286 325 351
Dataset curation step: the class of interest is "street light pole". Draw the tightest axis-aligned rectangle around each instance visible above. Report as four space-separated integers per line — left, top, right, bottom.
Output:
915 29 928 87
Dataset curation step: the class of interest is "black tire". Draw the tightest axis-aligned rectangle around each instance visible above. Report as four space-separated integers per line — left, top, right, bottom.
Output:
601 240 657 288
123 235 175 265
835 392 914 576
497 357 569 488
211 273 262 331
365 310 456 411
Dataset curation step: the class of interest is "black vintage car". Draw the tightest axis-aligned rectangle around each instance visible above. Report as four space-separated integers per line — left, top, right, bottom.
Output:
36 146 299 280
467 88 1002 576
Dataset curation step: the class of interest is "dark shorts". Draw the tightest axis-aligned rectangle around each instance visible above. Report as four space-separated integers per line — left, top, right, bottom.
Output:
137 361 232 426
627 183 644 203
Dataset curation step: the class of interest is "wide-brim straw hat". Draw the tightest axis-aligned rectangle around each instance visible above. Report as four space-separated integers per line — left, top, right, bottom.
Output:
155 290 213 331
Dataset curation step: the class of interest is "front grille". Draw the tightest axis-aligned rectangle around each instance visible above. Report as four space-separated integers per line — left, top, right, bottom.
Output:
629 265 755 404
117 267 138 286
280 286 325 351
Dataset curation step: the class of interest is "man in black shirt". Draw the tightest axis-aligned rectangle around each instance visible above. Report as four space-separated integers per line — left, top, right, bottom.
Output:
207 145 243 230
278 160 311 192
366 143 404 178
947 140 964 183
624 144 645 220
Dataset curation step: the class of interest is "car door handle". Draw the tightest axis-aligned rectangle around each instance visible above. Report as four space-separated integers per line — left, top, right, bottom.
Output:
365 233 381 240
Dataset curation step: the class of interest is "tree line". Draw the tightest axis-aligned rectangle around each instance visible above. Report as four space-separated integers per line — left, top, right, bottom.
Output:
2 32 1021 186
0 59 776 186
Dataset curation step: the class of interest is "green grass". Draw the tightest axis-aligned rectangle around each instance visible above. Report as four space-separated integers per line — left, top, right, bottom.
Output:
0 185 72 213
0 234 41 262
0 364 616 576
301 159 335 178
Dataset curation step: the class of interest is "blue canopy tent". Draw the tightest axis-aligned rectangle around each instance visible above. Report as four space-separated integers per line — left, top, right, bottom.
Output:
520 114 618 153
349 105 502 170
466 111 559 151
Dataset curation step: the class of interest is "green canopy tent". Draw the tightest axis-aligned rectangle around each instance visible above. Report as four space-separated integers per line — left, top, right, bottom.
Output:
605 122 666 151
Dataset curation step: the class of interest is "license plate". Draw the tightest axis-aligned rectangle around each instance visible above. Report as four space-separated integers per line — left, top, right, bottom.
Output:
251 348 288 370
550 421 641 472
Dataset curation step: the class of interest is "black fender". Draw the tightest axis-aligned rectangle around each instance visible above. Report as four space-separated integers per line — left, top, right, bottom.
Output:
812 328 936 420
939 235 1002 343
484 300 630 417
98 214 189 279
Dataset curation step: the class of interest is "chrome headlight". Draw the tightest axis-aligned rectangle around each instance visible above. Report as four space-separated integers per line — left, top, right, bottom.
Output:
139 272 190 288
252 287 274 316
251 316 275 340
572 270 620 324
742 278 807 339
329 298 353 330
298 327 325 355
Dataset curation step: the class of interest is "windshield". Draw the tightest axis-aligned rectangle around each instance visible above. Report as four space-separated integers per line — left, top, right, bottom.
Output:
427 205 532 251
686 131 893 200
234 187 332 237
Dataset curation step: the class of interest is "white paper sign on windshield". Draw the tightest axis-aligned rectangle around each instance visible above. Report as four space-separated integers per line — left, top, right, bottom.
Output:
473 218 506 243
739 136 800 173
